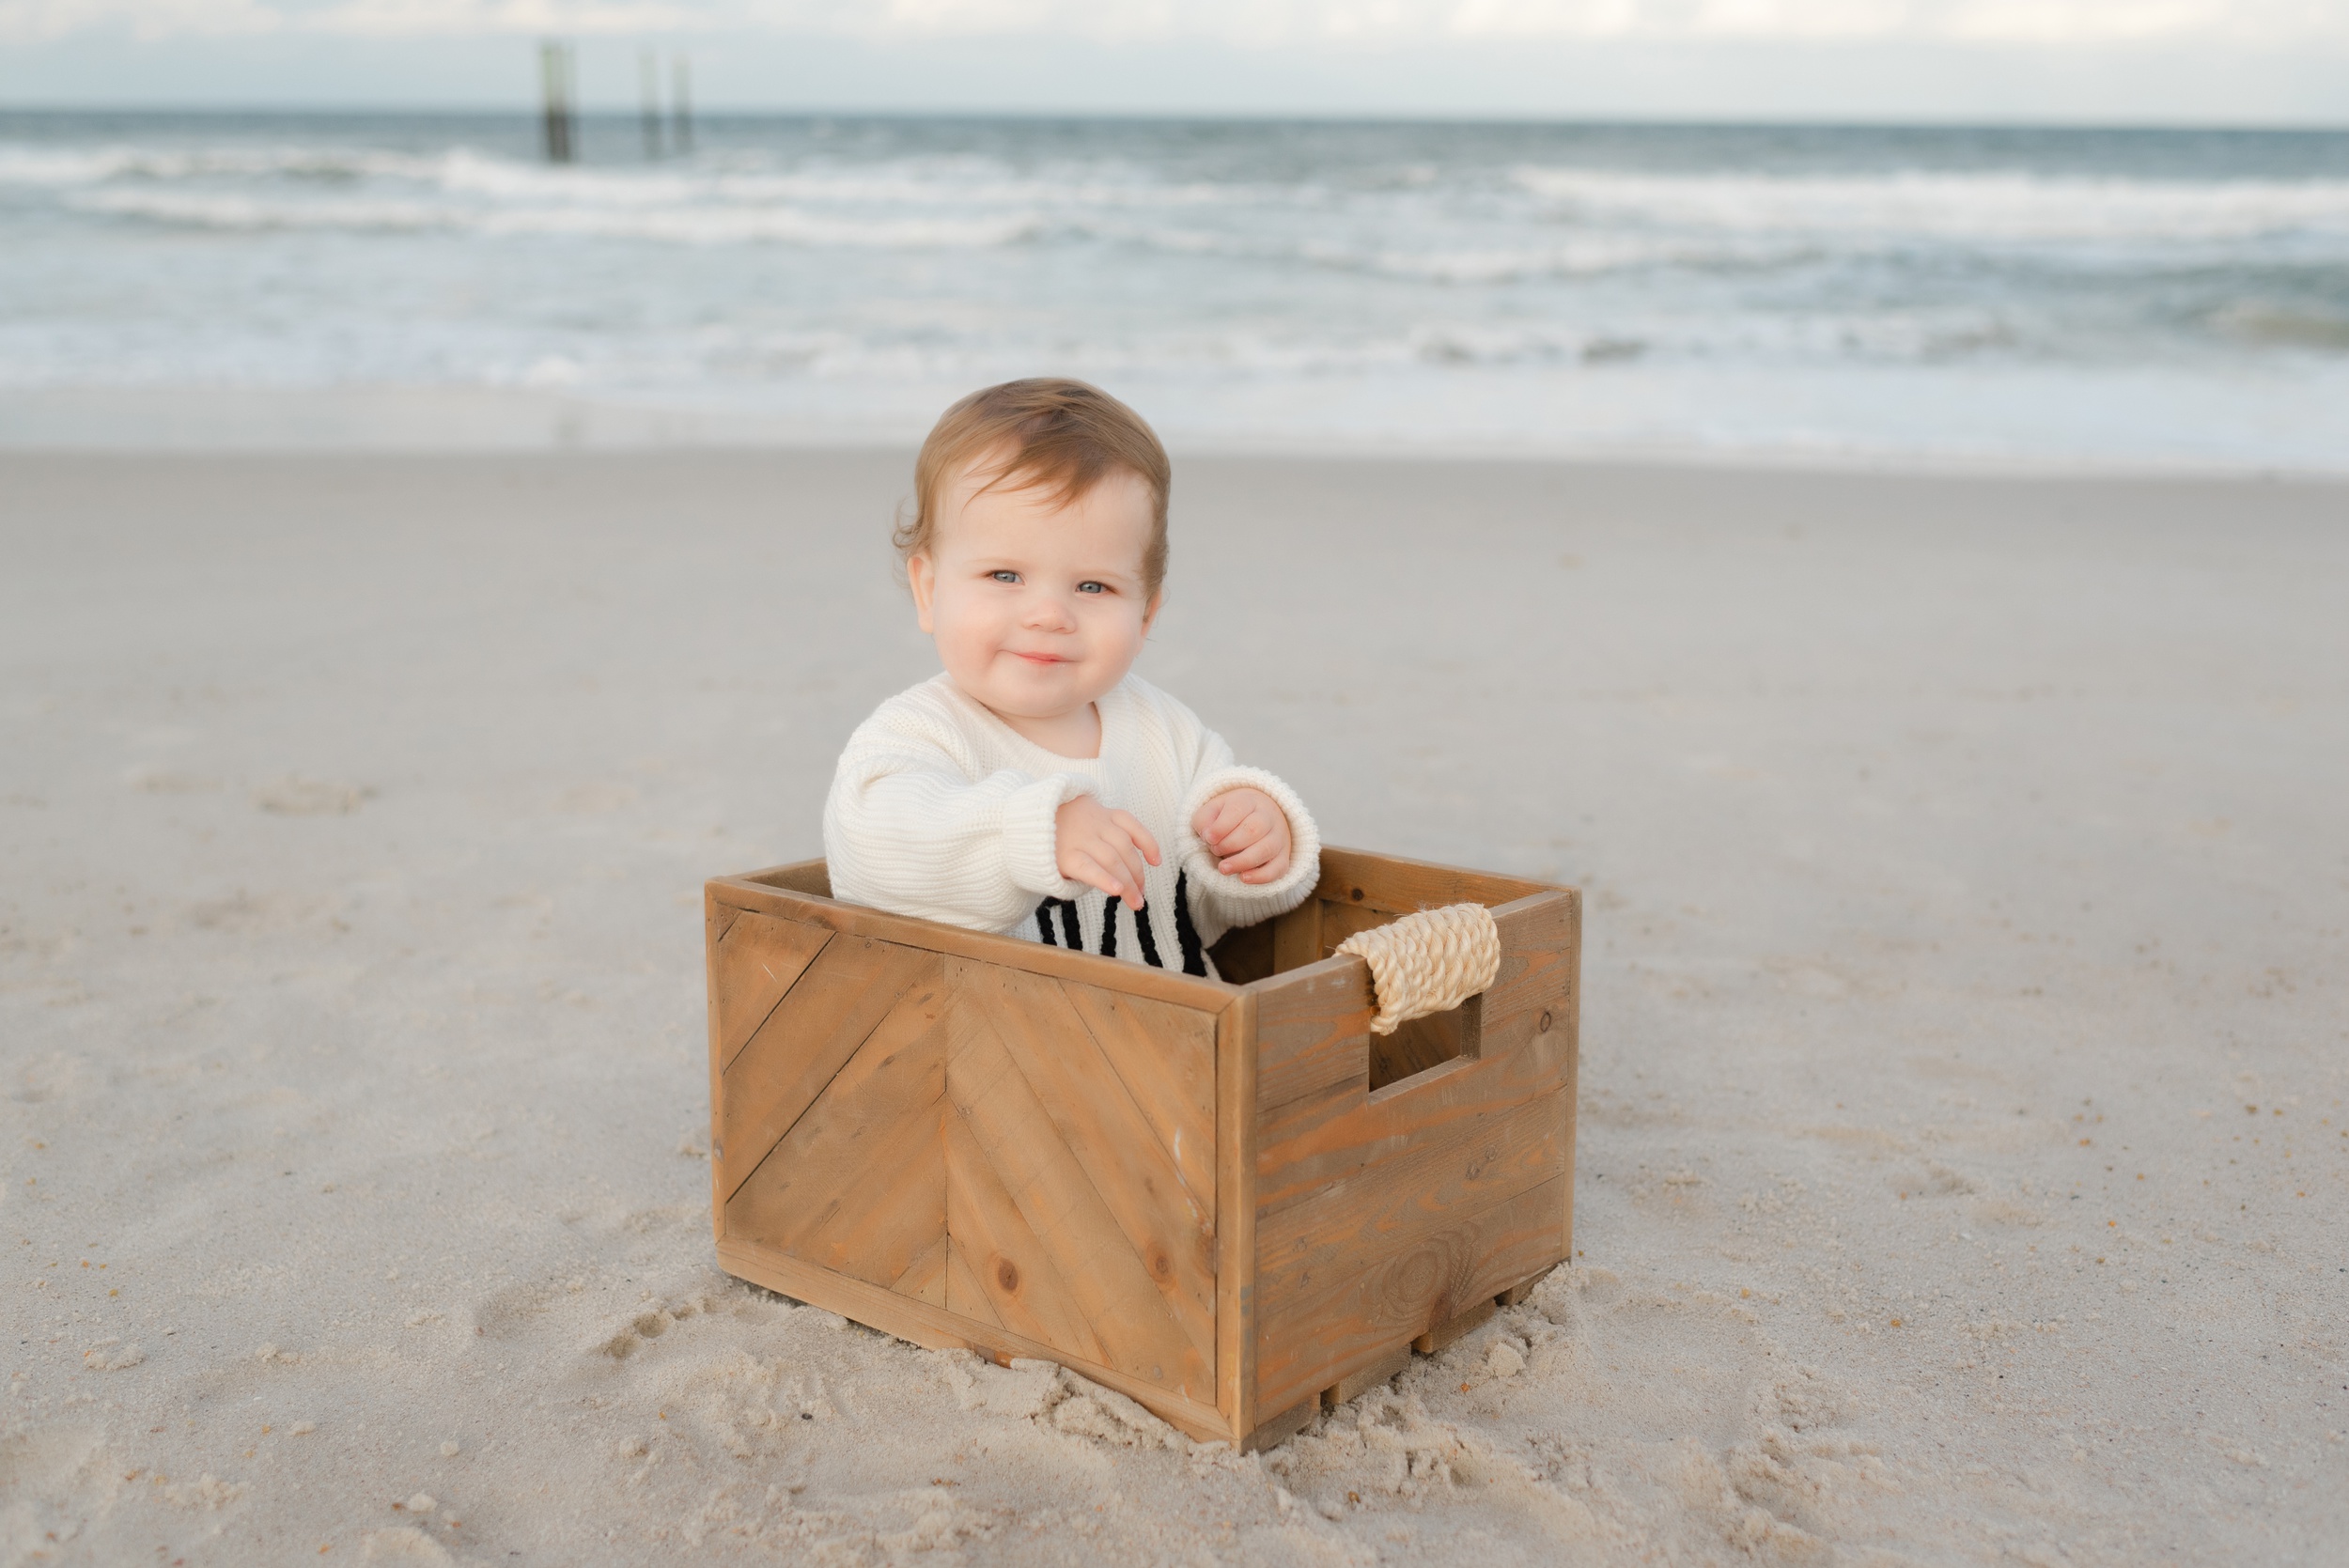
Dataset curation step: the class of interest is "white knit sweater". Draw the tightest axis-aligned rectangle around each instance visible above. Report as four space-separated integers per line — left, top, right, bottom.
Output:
823 674 1321 976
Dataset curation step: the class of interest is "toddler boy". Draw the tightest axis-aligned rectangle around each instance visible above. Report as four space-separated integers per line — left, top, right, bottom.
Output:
823 379 1319 975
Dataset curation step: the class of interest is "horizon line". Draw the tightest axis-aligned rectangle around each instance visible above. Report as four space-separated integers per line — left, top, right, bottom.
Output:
6 103 2348 135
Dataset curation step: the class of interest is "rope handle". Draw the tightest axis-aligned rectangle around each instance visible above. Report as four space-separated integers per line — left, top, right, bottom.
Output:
1334 902 1501 1036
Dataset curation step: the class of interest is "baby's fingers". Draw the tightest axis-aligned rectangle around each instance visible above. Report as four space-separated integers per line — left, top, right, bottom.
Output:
1064 851 1126 904
1217 835 1282 877
1191 794 1242 844
1110 809 1162 867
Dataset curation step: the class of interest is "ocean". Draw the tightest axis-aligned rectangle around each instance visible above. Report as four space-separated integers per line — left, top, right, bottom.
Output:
3 110 2347 467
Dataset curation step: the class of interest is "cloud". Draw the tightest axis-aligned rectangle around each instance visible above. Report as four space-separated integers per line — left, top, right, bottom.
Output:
4 0 2343 45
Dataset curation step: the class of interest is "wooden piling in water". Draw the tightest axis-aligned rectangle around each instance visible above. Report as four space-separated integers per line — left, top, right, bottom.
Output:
539 41 576 164
671 55 693 156
639 49 664 161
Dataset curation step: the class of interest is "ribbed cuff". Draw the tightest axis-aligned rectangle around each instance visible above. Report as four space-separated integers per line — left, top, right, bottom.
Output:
1178 766 1322 910
1002 771 1098 899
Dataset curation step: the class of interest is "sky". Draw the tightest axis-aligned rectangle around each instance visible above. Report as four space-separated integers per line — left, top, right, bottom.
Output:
3 1 2347 124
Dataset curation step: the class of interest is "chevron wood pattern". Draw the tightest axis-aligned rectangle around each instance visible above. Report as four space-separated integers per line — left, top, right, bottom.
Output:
943 957 1217 1402
704 846 1579 1449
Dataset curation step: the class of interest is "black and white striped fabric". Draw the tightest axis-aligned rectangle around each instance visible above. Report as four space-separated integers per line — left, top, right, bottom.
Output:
1031 871 1209 976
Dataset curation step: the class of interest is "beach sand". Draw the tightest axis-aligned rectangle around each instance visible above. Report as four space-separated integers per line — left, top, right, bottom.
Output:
3 450 2343 1565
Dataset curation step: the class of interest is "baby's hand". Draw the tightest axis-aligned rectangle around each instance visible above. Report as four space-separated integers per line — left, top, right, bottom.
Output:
1192 787 1292 885
1055 795 1161 908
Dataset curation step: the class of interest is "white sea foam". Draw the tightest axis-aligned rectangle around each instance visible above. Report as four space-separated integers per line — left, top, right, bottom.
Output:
1509 165 2349 243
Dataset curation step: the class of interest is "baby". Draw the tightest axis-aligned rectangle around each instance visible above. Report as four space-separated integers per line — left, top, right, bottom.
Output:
824 379 1320 975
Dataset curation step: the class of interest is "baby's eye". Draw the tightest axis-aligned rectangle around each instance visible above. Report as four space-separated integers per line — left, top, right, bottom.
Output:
989 570 1020 584
1076 581 1108 595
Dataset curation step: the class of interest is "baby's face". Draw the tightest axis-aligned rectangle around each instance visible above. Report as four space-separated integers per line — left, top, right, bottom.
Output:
910 457 1159 727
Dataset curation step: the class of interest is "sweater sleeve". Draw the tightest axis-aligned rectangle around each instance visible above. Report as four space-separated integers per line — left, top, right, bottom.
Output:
824 724 1095 933
1171 725 1323 933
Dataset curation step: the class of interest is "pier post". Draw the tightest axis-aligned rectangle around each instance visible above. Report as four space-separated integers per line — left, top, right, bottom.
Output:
639 49 664 160
539 41 575 164
671 55 693 155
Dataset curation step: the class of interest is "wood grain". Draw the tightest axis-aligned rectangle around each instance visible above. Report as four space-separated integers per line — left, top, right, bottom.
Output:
894 1233 949 1308
945 962 1213 1401
1477 891 1579 1062
1214 990 1256 1441
941 1100 1104 1360
1315 846 1549 919
1252 1176 1567 1416
708 876 1234 1013
1063 984 1218 1227
717 937 939 1205
709 908 832 1076
1269 900 1322 975
1256 1027 1574 1217
1413 1298 1497 1356
717 1235 1234 1447
723 987 945 1290
739 859 832 898
1251 955 1372 1114
952 961 1217 1374
1255 1091 1566 1319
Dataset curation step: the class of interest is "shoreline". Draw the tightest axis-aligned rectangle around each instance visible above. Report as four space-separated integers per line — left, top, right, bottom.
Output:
6 385 2349 482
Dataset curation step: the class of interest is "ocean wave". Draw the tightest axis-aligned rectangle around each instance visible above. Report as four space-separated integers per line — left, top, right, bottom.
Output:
70 187 1048 249
1507 166 2349 244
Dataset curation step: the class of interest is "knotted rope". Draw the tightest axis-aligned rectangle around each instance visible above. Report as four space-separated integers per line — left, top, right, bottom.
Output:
1335 902 1501 1035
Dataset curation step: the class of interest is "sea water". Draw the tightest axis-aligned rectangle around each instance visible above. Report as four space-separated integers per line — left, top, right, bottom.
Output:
3 111 2346 467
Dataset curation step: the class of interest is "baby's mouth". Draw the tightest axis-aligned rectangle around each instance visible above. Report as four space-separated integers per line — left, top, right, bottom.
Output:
1012 651 1070 665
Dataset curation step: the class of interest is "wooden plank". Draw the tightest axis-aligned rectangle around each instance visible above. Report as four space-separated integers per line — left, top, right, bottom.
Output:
704 891 735 1245
1256 1026 1573 1217
894 1234 949 1308
954 962 1216 1374
709 876 1234 1013
1255 1092 1565 1322
944 1238 1004 1329
1497 1263 1557 1309
1241 1398 1318 1453
1206 918 1274 984
1214 990 1256 1442
709 907 832 1075
715 1236 1234 1447
1269 900 1321 976
942 1100 1103 1361
945 972 1211 1399
1062 984 1218 1229
717 938 939 1204
1251 955 1371 1114
1252 1177 1567 1415
1314 897 1392 959
1315 846 1550 919
1477 891 1579 1062
1413 1298 1497 1356
723 1005 945 1289
739 859 832 897
1371 1002 1479 1093
1322 1345 1411 1408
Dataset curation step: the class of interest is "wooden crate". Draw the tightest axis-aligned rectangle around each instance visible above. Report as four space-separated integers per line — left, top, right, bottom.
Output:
704 847 1579 1448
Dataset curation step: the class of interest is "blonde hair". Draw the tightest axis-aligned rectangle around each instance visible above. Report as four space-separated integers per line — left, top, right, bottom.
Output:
895 379 1171 595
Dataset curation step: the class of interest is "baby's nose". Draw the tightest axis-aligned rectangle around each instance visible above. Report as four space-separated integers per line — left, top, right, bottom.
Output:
1024 594 1079 629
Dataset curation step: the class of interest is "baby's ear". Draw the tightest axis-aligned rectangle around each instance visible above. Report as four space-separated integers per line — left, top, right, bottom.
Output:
908 553 937 633
1141 587 1165 633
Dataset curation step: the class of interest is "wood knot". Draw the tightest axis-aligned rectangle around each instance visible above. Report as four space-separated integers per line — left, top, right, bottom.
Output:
1149 1251 1172 1280
1349 887 1364 902
1538 1010 1554 1033
994 1259 1019 1293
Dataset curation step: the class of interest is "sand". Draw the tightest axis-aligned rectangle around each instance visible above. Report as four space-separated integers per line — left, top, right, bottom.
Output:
3 450 2343 1566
